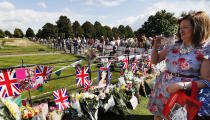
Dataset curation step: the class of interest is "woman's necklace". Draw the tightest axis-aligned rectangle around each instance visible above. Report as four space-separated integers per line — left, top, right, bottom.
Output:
179 42 194 54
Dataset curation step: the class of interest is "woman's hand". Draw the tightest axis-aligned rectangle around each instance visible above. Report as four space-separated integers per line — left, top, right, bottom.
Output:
166 82 184 94
153 36 164 48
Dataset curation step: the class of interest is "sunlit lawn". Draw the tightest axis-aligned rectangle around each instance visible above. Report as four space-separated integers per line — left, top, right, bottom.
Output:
0 52 152 117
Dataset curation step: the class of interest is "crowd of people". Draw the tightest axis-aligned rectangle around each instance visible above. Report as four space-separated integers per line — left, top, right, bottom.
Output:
28 10 210 120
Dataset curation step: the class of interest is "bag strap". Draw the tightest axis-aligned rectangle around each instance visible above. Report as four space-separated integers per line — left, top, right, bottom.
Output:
191 81 198 99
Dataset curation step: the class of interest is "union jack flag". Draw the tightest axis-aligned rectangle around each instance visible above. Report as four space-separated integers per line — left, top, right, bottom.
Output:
0 69 21 98
100 62 111 71
132 57 138 73
36 65 53 85
52 88 70 111
76 65 90 87
122 56 128 69
82 79 92 92
120 68 124 76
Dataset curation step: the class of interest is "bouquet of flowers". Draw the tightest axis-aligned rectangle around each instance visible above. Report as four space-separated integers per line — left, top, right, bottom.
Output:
70 93 84 117
99 85 115 112
79 93 99 120
111 85 129 116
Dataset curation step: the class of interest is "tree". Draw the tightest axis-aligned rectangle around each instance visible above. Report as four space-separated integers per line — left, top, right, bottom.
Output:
25 28 35 38
36 29 42 38
72 21 83 37
13 28 24 38
56 16 73 38
112 27 120 39
118 25 126 38
94 21 105 39
81 21 95 38
125 25 134 38
136 10 178 38
0 29 6 38
4 30 12 38
104 26 113 39
41 23 58 39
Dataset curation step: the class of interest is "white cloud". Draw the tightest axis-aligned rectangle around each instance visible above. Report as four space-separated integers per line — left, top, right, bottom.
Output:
98 16 108 19
37 2 47 8
0 2 85 33
116 0 210 31
85 0 126 7
98 0 126 7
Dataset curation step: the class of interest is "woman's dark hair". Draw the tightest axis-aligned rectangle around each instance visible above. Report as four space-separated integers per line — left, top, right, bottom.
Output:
177 11 210 46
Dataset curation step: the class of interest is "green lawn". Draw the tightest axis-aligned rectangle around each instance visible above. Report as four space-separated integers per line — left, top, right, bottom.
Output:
0 38 52 55
0 53 152 116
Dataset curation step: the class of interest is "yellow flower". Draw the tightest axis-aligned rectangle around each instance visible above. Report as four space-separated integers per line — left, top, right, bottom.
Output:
121 85 126 90
76 93 83 100
138 73 143 76
145 79 151 82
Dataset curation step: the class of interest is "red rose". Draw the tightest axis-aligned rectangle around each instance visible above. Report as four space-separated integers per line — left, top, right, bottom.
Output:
196 54 204 61
172 49 179 54
178 58 186 63
172 61 178 67
181 62 190 70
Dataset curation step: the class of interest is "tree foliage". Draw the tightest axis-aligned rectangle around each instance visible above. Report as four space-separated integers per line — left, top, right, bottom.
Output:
0 29 6 38
112 27 120 39
36 29 42 38
13 28 24 38
136 10 178 38
94 21 105 39
72 20 83 37
118 25 126 38
125 25 134 38
56 16 73 38
104 25 113 39
26 28 35 38
82 21 95 38
4 30 12 38
41 23 58 39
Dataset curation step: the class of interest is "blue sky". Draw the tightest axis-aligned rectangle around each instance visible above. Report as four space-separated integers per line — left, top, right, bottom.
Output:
0 0 210 33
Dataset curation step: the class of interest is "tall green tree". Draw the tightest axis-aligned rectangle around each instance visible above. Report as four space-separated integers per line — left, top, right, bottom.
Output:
25 28 35 38
13 28 24 38
0 29 6 38
125 25 134 38
118 25 126 38
36 29 42 38
112 27 120 39
94 21 105 39
104 26 113 39
72 21 83 37
81 21 95 38
56 16 73 38
41 23 58 39
4 30 12 38
136 10 178 38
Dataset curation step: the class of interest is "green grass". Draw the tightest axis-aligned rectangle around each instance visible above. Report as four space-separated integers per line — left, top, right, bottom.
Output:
0 38 52 55
0 53 152 116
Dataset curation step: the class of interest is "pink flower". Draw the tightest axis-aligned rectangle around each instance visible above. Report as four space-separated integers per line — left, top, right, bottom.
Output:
181 62 190 70
149 106 158 112
165 72 173 79
150 89 155 97
172 61 178 67
157 82 161 88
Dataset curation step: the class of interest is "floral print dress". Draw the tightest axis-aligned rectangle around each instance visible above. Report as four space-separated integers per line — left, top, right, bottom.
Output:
147 41 210 118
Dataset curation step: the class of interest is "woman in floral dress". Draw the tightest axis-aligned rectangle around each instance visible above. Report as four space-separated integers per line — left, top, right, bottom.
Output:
148 11 210 120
